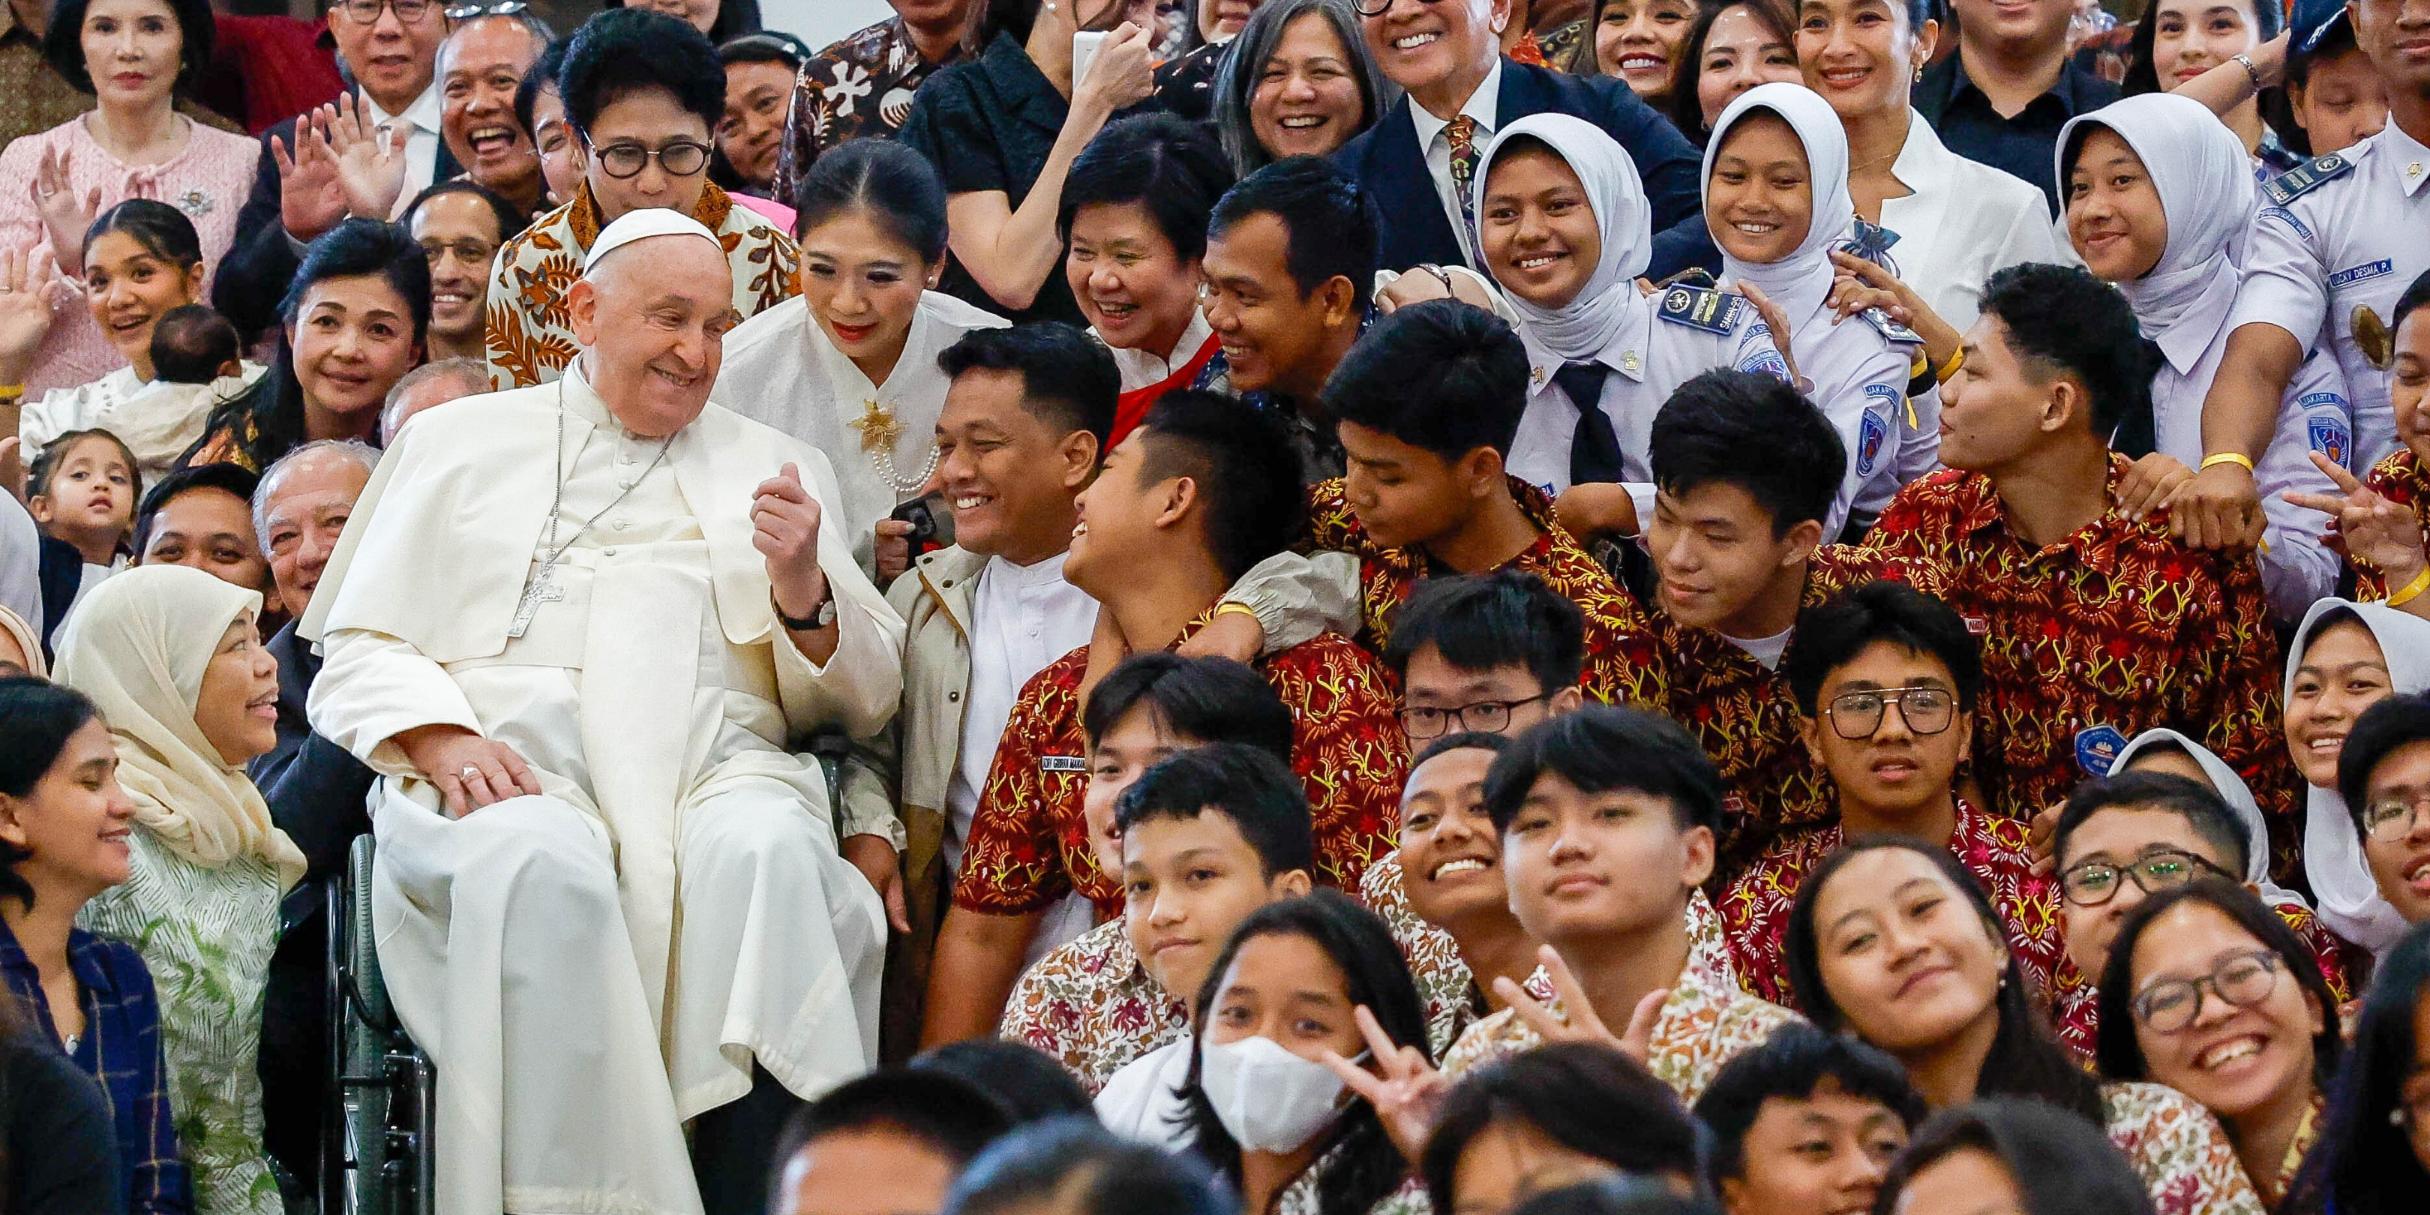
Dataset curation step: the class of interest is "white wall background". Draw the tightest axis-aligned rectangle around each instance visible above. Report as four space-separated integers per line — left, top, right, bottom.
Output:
762 0 896 48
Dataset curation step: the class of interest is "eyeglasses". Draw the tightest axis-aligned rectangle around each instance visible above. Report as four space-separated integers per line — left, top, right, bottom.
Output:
443 0 526 18
418 238 497 267
2058 848 2226 907
333 0 442 24
1399 694 1549 740
1821 686 1957 740
583 135 712 179
2130 949 2282 1034
2361 792 2430 843
1352 0 1440 16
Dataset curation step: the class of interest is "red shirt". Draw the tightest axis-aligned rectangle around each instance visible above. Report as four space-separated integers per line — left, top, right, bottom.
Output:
2357 446 2430 598
1304 476 1667 707
952 616 1407 919
1866 458 2295 860
197 16 343 135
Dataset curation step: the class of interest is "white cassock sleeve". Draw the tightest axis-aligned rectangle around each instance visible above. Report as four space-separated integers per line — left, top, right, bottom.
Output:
309 629 486 778
769 449 905 744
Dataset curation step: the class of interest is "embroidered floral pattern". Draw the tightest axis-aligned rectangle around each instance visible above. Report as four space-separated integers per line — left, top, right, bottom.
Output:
774 17 966 204
1359 855 1480 1059
997 920 1186 1094
2100 1081 2269 1215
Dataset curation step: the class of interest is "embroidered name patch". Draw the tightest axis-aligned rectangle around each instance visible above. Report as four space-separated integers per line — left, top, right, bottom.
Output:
1039 755 1087 773
1657 286 1749 335
2329 259 2395 290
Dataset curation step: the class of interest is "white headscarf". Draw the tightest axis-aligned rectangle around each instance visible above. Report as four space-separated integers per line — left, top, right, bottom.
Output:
2111 728 2299 908
1703 83 1853 326
52 565 304 888
1472 113 1652 363
2285 598 2430 954
2055 94 2253 366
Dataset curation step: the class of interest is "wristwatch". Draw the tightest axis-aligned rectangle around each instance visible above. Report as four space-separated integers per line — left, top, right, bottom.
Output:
774 589 836 630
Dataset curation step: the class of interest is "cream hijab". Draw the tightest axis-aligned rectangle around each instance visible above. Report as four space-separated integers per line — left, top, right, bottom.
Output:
0 605 43 679
1704 82 1853 326
1472 113 1653 362
52 565 303 888
2285 598 2430 954
2056 93 2253 368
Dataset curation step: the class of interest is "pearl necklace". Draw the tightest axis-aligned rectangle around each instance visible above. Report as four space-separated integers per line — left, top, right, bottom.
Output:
848 398 941 494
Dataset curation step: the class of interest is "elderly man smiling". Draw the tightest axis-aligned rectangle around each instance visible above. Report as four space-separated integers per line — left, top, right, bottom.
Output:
304 209 906 1215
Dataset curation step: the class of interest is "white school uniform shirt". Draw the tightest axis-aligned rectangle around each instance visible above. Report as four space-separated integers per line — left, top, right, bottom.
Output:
1876 110 2065 334
1409 60 1503 266
1095 1037 1196 1150
2227 121 2430 471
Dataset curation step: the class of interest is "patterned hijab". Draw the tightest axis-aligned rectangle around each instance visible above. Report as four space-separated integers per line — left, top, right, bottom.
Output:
2285 598 2430 954
52 565 303 888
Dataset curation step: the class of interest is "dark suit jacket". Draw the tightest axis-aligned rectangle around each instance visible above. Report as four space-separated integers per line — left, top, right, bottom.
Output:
249 620 374 884
1335 58 1716 282
213 100 461 342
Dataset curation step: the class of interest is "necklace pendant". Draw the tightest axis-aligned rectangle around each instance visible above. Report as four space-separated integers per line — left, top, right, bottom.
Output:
849 399 904 453
507 570 564 639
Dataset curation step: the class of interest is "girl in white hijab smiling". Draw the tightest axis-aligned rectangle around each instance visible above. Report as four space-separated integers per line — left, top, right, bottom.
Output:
1475 113 1796 539
52 564 302 1215
1704 82 1924 532
2058 93 2352 623
2279 598 2430 955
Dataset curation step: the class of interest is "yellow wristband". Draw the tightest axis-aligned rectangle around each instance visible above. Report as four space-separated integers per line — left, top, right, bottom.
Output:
2389 568 2430 609
1213 602 1260 624
0 383 22 400
2199 452 2255 473
1933 348 1965 385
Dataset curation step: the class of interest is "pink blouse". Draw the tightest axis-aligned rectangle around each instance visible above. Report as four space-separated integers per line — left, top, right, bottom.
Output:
0 114 258 397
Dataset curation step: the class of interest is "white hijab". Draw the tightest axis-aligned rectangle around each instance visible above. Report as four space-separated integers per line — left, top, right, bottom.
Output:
2285 598 2430 954
52 565 304 887
2056 94 2253 366
2111 728 2300 909
1472 113 1652 363
1703 83 1852 326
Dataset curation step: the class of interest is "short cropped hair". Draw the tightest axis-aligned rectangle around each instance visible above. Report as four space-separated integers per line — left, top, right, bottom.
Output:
560 7 723 138
1481 706 1722 836
945 1118 1233 1215
1131 391 1308 583
1382 570 1585 696
1422 1044 1701 1213
770 1069 1011 1194
1059 113 1236 264
1208 157 1377 313
1782 580 1983 715
937 323 1120 451
1691 1022 1927 1187
1649 368 1845 536
1080 653 1293 763
1112 742 1316 880
1977 264 2156 443
1322 299 1530 462
2053 771 2250 877
132 462 258 557
2340 692 2430 828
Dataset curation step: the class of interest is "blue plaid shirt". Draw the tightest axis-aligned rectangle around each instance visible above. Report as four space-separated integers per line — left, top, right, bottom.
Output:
0 917 193 1214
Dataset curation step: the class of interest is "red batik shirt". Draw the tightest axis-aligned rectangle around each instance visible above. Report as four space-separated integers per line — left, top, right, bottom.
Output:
1866 459 2295 856
952 615 1407 919
1304 476 1666 707
1645 545 1949 866
2047 894 2356 1059
1718 798 2073 1010
2356 446 2430 597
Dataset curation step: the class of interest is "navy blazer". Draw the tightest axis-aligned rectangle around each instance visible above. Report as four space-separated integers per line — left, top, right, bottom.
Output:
1335 59 1716 282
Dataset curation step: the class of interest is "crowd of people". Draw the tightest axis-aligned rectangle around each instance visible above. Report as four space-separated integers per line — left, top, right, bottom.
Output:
3 0 2430 1212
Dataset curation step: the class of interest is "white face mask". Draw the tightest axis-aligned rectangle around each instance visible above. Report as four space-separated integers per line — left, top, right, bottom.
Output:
1198 1034 1353 1154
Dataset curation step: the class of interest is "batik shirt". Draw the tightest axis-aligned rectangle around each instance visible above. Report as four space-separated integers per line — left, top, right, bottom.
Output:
1718 798 2072 1010
997 918 1186 1094
953 615 1406 919
1440 892 1800 1106
2101 1081 2268 1215
774 16 966 203
2047 895 2355 1060
1359 854 1482 1059
1304 476 1665 707
1866 458 2294 860
2357 445 2430 598
485 181 799 387
1644 545 1948 865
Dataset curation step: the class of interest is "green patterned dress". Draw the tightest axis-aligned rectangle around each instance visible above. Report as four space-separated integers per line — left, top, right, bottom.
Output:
81 829 284 1215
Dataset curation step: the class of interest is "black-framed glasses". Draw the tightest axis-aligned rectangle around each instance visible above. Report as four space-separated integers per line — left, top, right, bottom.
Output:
1353 0 1439 16
1399 694 1550 740
2130 949 2282 1033
583 134 712 179
333 0 441 24
1821 685 1956 740
443 0 526 19
2361 792 2430 843
2058 848 2227 907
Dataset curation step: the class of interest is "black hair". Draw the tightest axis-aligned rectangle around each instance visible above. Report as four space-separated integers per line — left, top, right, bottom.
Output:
2093 877 2341 1086
1785 838 2107 1125
1183 891 1427 1215
609 0 760 44
1649 369 1846 537
0 677 103 911
1415 730 1515 769
1693 1022 1928 1188
43 0 215 94
2396 268 2430 338
2053 770 2250 877
2287 921 2430 1215
28 428 141 507
793 137 949 261
2122 0 2280 97
1060 113 1237 265
937 322 1120 451
1080 652 1294 764
1112 742 1315 881
944 1117 1234 1215
908 1041 1095 1126
131 461 258 557
1322 299 1531 462
1209 0 1391 176
403 178 532 245
1976 264 2156 443
1481 705 1723 836
561 7 724 139
1879 1098 2155 1215
514 37 571 151
1130 390 1309 583
1208 157 1378 314
2339 692 2430 829
716 29 807 70
1383 570 1586 697
770 1068 1012 1193
148 304 239 386
1664 0 1799 142
1421 1042 1702 1212
970 0 1129 49
1782 580 1983 715
199 219 430 472
2274 18 2366 156
1514 1178 1725 1215
81 198 203 272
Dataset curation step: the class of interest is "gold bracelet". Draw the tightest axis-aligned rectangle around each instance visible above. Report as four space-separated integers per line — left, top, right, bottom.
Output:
1213 602 1260 623
2389 567 2430 609
1933 348 1965 385
2199 452 2255 472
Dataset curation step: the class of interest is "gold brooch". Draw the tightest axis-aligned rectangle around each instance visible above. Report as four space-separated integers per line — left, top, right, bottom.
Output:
848 399 903 452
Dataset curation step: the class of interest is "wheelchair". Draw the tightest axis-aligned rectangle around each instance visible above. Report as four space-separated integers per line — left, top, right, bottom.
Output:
321 834 434 1215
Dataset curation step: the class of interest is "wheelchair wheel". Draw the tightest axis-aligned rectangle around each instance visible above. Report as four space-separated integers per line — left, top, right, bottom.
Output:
324 835 436 1215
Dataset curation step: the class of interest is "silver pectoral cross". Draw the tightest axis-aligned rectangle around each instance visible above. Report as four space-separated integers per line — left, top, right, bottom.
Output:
506 570 564 639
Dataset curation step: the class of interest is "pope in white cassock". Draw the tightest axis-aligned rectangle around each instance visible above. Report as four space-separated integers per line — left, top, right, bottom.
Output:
300 210 909 1215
